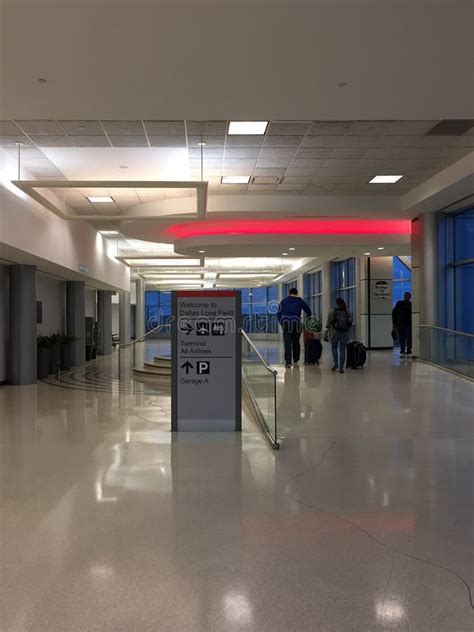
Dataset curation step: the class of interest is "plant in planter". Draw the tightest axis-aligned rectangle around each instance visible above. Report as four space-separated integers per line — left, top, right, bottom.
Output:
37 335 51 379
48 331 62 375
59 332 78 371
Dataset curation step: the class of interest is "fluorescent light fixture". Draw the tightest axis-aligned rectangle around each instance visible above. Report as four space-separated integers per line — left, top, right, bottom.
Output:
228 121 268 135
219 273 277 279
198 250 206 254
282 252 289 256
364 252 371 256
289 247 296 251
87 195 114 203
221 175 251 184
377 247 385 251
124 258 201 267
99 230 120 236
141 274 203 280
369 175 404 184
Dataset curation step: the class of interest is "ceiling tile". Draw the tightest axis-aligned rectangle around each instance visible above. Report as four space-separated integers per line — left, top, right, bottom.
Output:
263 135 304 148
285 167 318 176
187 121 227 136
101 121 144 136
294 147 333 159
311 175 364 184
267 122 311 136
149 135 186 147
253 168 286 177
277 184 305 192
59 120 104 135
291 158 326 169
109 135 148 147
190 159 222 169
302 136 342 148
144 121 185 135
282 176 312 184
347 121 394 135
0 135 33 148
222 159 256 169
302 184 334 193
259 147 297 159
225 135 264 147
69 135 111 147
308 121 353 135
189 147 224 159
15 120 64 135
29 135 73 147
338 136 382 148
190 168 221 177
224 147 260 159
0 121 22 135
256 158 292 168
221 168 253 176
248 184 277 192
332 147 369 158
187 135 225 147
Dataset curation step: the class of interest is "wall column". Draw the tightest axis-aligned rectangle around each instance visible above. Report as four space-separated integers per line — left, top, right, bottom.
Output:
97 290 113 355
135 279 145 339
9 265 37 385
66 281 85 367
411 213 438 355
0 266 9 383
119 291 131 345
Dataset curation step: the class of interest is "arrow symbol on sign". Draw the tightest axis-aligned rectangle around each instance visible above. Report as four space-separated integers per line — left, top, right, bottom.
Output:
181 361 193 374
180 322 193 335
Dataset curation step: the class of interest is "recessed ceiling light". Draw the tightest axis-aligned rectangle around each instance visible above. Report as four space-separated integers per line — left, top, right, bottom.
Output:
14 141 24 146
228 121 268 135
37 78 47 84
377 247 385 250
87 196 114 203
369 175 404 184
197 141 207 146
364 252 371 256
198 250 205 254
99 230 120 236
288 247 296 251
221 175 251 184
282 252 289 256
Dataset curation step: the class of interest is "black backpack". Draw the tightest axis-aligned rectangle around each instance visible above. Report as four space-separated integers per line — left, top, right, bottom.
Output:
332 309 352 332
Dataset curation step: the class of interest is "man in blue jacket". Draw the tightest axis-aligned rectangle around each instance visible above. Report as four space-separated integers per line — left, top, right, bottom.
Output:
277 288 311 368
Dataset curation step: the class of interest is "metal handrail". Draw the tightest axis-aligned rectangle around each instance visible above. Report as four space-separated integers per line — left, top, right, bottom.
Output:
418 325 474 339
118 324 164 374
239 329 278 375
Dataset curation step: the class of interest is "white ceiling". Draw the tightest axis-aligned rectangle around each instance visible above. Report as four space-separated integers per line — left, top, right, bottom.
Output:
2 2 472 121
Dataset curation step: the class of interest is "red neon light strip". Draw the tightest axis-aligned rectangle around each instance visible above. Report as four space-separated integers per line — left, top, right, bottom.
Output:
165 219 411 239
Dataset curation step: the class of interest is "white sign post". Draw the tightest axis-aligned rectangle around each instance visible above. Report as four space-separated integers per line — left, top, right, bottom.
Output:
171 290 241 431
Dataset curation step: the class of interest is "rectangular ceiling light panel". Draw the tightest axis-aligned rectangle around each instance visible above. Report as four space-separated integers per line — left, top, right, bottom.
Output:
228 121 269 135
87 195 114 203
221 175 251 184
369 175 404 184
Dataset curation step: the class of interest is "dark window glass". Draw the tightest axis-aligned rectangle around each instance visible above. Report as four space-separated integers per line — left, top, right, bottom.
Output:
455 263 474 334
454 208 474 262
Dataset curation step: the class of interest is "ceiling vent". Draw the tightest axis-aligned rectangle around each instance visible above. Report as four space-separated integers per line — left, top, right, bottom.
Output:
426 120 474 136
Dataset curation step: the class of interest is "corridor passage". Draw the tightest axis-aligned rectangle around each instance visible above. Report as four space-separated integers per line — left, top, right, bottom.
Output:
0 352 473 631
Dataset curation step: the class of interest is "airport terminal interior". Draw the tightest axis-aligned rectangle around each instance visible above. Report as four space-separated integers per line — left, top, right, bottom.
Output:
0 1 473 631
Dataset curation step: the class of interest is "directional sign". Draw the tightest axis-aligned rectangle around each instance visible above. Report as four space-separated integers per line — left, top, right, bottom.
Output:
172 290 241 432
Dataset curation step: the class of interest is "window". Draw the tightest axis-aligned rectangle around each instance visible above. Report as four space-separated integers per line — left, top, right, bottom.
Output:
304 269 322 320
283 279 297 297
392 257 412 306
240 286 279 334
439 208 474 334
331 258 356 317
145 291 173 333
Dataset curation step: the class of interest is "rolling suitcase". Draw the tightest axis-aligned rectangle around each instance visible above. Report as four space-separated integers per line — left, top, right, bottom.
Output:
346 341 367 369
305 338 322 365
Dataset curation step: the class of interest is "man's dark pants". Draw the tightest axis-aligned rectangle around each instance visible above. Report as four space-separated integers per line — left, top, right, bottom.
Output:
282 321 302 365
398 324 412 354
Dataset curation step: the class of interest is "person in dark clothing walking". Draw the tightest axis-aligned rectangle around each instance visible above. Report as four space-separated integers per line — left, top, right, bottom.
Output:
326 298 353 374
392 292 412 357
277 288 311 368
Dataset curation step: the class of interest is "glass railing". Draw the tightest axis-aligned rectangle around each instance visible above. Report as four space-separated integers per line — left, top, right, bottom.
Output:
418 326 474 379
240 329 279 449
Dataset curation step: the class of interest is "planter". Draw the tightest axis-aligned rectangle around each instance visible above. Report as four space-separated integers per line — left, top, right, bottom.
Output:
37 347 51 379
60 343 72 371
49 346 60 374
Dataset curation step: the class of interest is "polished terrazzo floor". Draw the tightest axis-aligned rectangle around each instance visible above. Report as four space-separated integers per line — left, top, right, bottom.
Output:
0 347 473 631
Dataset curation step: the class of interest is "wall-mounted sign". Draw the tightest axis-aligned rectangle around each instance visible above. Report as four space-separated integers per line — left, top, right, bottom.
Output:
172 290 241 431
372 280 392 300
